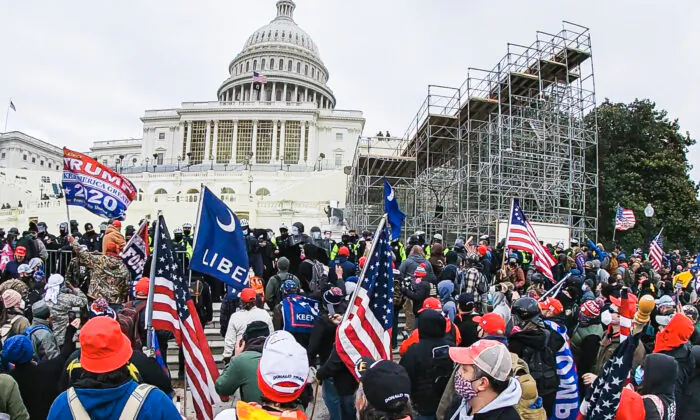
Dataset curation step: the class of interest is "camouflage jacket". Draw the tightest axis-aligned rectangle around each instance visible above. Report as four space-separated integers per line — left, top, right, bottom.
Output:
65 254 91 292
74 244 130 305
0 279 29 300
46 287 88 346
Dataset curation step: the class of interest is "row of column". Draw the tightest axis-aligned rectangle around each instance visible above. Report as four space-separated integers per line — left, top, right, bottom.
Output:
220 82 332 109
183 120 314 165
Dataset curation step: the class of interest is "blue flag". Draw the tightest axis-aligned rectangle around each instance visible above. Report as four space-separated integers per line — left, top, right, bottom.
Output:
384 178 405 240
190 186 249 292
120 221 149 282
543 321 579 420
281 295 319 334
151 329 170 379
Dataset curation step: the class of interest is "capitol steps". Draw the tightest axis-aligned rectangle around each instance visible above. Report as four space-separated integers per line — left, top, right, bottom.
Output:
165 302 407 378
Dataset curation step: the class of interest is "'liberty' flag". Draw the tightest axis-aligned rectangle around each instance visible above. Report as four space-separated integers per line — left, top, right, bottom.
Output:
383 178 405 240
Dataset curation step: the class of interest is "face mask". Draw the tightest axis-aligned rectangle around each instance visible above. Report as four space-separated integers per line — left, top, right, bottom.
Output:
600 309 612 326
312 232 321 240
633 366 644 386
488 292 494 305
12 241 17 248
454 374 479 400
174 234 183 242
291 226 299 235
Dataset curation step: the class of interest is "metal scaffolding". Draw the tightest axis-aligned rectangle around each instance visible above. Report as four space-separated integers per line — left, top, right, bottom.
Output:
346 21 598 243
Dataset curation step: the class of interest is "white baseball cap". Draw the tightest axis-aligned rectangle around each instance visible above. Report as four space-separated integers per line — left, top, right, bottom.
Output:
257 330 309 403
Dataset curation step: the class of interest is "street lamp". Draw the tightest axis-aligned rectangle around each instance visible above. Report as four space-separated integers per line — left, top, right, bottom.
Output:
152 153 158 172
119 154 125 172
210 154 214 170
115 158 121 173
644 203 654 246
186 152 193 171
315 153 325 172
145 157 150 172
248 174 254 195
177 155 181 171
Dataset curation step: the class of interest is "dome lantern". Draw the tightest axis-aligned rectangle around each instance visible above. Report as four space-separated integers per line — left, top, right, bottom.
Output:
276 0 296 21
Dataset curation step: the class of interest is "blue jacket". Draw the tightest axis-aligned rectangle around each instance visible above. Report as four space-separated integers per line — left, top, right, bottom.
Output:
48 380 180 420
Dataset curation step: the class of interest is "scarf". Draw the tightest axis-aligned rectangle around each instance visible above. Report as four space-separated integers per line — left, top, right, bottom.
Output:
44 273 64 305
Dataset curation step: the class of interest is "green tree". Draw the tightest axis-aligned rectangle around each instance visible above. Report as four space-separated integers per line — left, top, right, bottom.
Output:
587 99 700 251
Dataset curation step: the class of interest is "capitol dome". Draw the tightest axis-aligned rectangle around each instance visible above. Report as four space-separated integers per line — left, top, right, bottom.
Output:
217 0 336 109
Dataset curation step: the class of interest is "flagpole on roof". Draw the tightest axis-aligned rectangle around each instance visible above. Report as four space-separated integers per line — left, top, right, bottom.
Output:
4 99 13 133
145 209 162 352
500 197 515 276
341 213 388 324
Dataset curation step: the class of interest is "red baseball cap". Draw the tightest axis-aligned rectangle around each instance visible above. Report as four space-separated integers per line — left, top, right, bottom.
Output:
473 312 506 335
418 297 442 313
112 220 121 228
359 256 367 269
338 246 350 257
240 288 257 302
134 277 149 296
80 317 133 374
14 246 26 257
538 297 564 315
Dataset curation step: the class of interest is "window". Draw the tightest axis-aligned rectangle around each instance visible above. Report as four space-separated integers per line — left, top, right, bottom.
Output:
216 120 234 163
311 68 315 78
279 59 284 70
255 188 271 197
253 60 257 71
270 59 275 70
41 176 50 183
335 153 343 167
23 155 27 161
246 61 250 72
102 159 107 165
235 120 253 163
261 59 266 70
40 160 44 166
158 132 165 140
47 163 51 169
256 121 274 163
336 133 343 142
304 65 308 76
287 60 292 71
296 62 301 73
156 153 164 165
32 157 36 163
1 152 5 158
283 121 301 164
189 121 206 164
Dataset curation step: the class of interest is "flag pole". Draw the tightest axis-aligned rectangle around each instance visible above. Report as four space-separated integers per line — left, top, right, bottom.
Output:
4 103 9 133
341 214 388 324
612 204 619 243
145 210 162 352
500 198 515 276
189 183 205 287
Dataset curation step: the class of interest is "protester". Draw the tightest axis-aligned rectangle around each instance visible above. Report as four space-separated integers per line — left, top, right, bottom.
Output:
26 300 60 361
265 257 300 309
639 353 678 420
0 373 30 420
101 220 125 254
44 273 88 346
69 236 130 307
47 317 180 419
354 358 413 420
400 298 462 356
222 288 273 362
454 293 480 348
1 245 26 280
653 312 694 414
569 300 604 390
216 321 271 403
0 289 30 343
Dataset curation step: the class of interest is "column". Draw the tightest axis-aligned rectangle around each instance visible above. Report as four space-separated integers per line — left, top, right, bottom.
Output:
204 120 212 163
279 121 286 165
231 120 238 163
271 120 278 163
294 85 299 103
272 82 277 102
250 81 255 101
298 122 306 165
313 91 317 107
212 120 219 163
283 83 287 103
185 121 192 155
251 120 258 164
308 121 318 168
305 88 309 102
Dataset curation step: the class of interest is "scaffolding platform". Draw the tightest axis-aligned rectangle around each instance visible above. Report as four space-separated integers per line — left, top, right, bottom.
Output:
347 21 598 243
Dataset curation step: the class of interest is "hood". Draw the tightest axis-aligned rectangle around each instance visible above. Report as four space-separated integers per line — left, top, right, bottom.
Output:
243 336 266 353
418 309 446 339
431 243 444 257
105 225 121 236
641 353 677 397
438 280 454 301
654 313 694 353
510 329 547 348
478 377 523 414
492 291 507 308
511 354 537 405
73 380 141 419
408 254 427 264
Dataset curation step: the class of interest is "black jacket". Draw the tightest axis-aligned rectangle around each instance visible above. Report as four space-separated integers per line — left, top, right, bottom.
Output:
399 310 453 415
16 233 38 260
681 345 700 419
658 342 693 415
508 325 564 398
403 279 431 315
8 325 77 420
640 353 677 420
78 231 101 252
454 312 480 348
307 314 338 366
316 348 358 396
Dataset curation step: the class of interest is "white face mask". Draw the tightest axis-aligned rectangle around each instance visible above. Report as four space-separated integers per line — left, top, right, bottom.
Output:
600 310 612 326
291 226 299 235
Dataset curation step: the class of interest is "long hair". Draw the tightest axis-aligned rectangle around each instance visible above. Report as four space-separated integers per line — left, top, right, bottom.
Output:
79 364 132 388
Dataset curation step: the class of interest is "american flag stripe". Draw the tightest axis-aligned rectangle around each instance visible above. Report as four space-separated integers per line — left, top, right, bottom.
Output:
649 231 663 271
336 224 394 378
149 216 220 420
615 205 636 231
506 201 556 280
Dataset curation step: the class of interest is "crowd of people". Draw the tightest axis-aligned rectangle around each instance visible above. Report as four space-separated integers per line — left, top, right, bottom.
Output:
0 218 699 419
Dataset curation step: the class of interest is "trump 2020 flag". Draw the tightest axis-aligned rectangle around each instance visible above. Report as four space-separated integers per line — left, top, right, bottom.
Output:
384 178 405 240
121 221 149 281
281 295 319 334
191 186 249 291
62 148 136 220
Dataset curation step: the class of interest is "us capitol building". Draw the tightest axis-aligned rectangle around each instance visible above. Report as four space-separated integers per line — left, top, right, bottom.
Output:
0 0 365 231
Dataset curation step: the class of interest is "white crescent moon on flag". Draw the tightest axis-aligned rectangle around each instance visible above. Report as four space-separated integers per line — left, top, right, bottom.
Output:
387 189 395 201
216 208 237 233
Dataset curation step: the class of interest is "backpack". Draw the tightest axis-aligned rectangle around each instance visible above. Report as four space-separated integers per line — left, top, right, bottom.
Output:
67 383 155 420
520 330 559 396
0 315 23 344
119 301 147 350
308 260 326 294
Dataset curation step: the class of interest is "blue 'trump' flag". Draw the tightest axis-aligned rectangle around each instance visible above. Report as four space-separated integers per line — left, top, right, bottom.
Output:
281 295 319 334
543 320 579 420
383 178 405 240
191 186 249 292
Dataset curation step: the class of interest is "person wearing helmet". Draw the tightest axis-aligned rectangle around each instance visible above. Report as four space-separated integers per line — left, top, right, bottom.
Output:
78 222 100 252
172 227 193 269
56 222 71 249
239 219 263 277
508 296 565 416
355 230 373 258
97 221 109 250
68 220 82 239
320 228 336 258
37 222 59 250
182 222 194 246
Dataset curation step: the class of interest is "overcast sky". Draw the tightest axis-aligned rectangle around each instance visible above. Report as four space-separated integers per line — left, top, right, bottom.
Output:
1 1 699 181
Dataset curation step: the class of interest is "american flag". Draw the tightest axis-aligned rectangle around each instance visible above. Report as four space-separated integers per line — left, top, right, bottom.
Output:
252 71 267 84
9 101 16 112
578 331 641 420
336 223 393 379
649 230 664 271
149 216 220 420
614 205 636 231
506 199 557 280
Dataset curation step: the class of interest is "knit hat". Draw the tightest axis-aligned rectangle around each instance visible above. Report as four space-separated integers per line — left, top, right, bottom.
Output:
580 300 601 319
280 279 299 295
323 287 344 305
134 277 149 296
457 293 474 306
31 300 51 319
355 357 411 413
414 265 427 278
243 321 271 341
474 312 506 335
33 270 45 283
14 246 27 257
89 298 116 319
257 331 309 403
277 257 290 272
28 258 43 272
338 246 350 257
80 317 133 374
655 295 675 309
2 335 34 364
2 289 22 309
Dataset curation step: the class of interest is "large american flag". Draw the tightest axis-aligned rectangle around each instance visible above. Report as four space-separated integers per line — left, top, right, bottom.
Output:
614 205 636 231
336 223 393 378
649 230 664 271
149 216 220 420
252 71 267 84
506 199 557 280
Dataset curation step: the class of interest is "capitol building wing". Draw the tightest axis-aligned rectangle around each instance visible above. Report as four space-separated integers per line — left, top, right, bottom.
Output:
0 0 365 231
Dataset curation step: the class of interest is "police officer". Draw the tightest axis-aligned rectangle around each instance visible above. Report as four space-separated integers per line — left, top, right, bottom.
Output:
391 237 407 266
182 222 194 246
172 227 193 269
79 223 101 252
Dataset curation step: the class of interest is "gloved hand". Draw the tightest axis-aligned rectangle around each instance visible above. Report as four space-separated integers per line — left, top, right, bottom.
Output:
222 356 231 367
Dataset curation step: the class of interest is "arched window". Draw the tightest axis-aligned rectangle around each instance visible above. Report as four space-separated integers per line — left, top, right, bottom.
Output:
154 188 168 194
297 62 301 73
305 65 308 75
221 187 235 194
311 68 315 78
253 60 258 71
154 188 167 203
221 187 236 203
255 188 271 197
281 31 285 39
137 189 144 202
287 60 292 71
186 188 199 203
270 59 275 70
261 59 266 70
246 61 250 72
279 59 284 70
